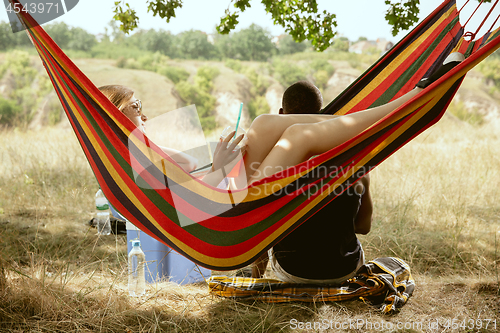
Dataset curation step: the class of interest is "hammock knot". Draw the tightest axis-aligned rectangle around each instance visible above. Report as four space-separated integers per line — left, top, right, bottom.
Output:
463 31 476 41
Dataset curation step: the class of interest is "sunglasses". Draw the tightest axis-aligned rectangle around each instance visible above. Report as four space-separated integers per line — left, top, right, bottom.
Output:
124 99 142 115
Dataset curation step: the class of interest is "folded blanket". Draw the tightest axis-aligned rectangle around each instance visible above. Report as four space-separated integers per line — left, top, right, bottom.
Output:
208 257 415 314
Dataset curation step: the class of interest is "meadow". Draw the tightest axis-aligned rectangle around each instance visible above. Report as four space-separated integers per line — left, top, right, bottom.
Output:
0 108 498 332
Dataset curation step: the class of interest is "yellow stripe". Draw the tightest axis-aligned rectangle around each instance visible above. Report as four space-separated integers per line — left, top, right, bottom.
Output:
335 5 457 116
36 46 201 256
28 24 133 137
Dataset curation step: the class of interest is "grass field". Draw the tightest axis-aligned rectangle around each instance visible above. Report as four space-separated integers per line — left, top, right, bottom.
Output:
0 109 498 332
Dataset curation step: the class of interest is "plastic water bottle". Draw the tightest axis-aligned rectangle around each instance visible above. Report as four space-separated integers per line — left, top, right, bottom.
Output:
95 189 111 235
128 240 146 297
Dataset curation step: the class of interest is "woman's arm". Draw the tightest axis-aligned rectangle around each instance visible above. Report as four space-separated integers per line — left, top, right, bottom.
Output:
160 146 198 172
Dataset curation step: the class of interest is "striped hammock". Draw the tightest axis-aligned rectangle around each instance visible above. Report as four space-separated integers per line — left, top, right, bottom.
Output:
16 0 500 270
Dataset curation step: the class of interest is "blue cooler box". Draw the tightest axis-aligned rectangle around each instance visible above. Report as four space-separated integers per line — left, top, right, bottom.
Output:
126 221 211 284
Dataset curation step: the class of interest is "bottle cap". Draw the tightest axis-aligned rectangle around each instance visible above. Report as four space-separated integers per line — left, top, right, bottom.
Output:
132 240 141 247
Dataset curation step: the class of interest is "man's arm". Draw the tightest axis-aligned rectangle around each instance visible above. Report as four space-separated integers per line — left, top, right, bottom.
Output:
353 174 373 235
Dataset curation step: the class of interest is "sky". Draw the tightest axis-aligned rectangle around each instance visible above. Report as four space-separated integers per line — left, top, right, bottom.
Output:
1 0 498 43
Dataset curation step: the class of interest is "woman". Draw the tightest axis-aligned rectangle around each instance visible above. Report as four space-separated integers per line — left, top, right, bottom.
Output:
100 53 463 190
98 85 246 187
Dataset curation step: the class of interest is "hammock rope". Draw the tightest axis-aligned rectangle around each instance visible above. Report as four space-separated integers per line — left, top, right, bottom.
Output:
12 0 500 270
473 0 500 36
487 14 500 33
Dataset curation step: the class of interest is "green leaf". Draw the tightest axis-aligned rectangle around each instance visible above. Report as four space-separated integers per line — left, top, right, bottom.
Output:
112 2 139 34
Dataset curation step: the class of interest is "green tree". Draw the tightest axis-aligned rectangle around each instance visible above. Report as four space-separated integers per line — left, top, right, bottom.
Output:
68 27 97 52
278 34 308 55
132 29 178 57
0 22 16 50
177 30 216 59
0 51 51 126
44 22 72 49
213 33 236 59
174 66 220 132
113 0 337 51
329 37 349 52
0 96 21 125
112 0 491 51
231 24 276 61
272 60 306 87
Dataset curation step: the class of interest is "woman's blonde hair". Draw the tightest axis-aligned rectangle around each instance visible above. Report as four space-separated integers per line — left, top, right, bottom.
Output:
98 85 134 110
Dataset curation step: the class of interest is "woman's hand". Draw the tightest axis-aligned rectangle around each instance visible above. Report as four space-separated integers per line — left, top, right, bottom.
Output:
212 130 246 173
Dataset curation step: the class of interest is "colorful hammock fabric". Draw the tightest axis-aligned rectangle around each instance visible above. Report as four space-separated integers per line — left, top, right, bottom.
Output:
208 257 415 314
15 0 500 270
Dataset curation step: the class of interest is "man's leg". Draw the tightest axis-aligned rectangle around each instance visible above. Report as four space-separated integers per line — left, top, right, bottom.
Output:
247 88 423 184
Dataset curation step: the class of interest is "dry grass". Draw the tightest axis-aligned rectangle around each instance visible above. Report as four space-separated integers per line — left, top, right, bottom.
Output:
0 113 499 332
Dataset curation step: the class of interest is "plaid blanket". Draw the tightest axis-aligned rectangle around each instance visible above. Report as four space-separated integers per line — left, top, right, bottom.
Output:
208 257 415 314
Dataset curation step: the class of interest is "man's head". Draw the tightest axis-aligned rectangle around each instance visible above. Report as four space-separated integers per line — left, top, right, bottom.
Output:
280 81 323 115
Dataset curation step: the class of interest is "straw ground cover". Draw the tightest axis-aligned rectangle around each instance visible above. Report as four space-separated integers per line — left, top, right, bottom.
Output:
0 115 499 332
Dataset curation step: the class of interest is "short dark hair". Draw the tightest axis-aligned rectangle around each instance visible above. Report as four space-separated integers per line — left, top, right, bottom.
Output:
282 81 323 114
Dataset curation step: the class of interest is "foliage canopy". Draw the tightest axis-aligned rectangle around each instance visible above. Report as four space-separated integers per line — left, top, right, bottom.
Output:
112 0 491 52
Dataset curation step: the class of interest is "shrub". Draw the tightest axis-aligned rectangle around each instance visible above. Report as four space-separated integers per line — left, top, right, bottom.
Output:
0 96 21 125
116 57 127 68
136 52 169 72
157 66 190 84
247 96 269 120
272 60 306 87
448 100 484 126
243 67 270 95
195 66 220 91
478 58 500 91
310 59 334 76
313 70 330 90
175 80 217 132
278 34 308 55
225 59 243 72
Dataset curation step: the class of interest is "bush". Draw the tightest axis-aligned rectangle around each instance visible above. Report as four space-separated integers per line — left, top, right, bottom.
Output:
247 96 269 120
310 59 334 76
313 70 330 90
175 76 217 132
278 34 308 55
195 66 220 91
478 58 500 91
136 52 169 72
225 59 243 72
157 66 190 84
243 67 270 95
0 50 54 127
448 100 484 126
0 96 21 125
272 60 306 87
90 42 145 60
116 57 127 68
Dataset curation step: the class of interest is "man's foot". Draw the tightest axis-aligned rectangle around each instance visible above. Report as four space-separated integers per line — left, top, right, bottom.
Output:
416 52 465 89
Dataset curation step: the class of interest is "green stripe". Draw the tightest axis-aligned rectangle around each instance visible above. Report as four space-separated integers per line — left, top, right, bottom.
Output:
370 16 460 108
32 32 182 226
